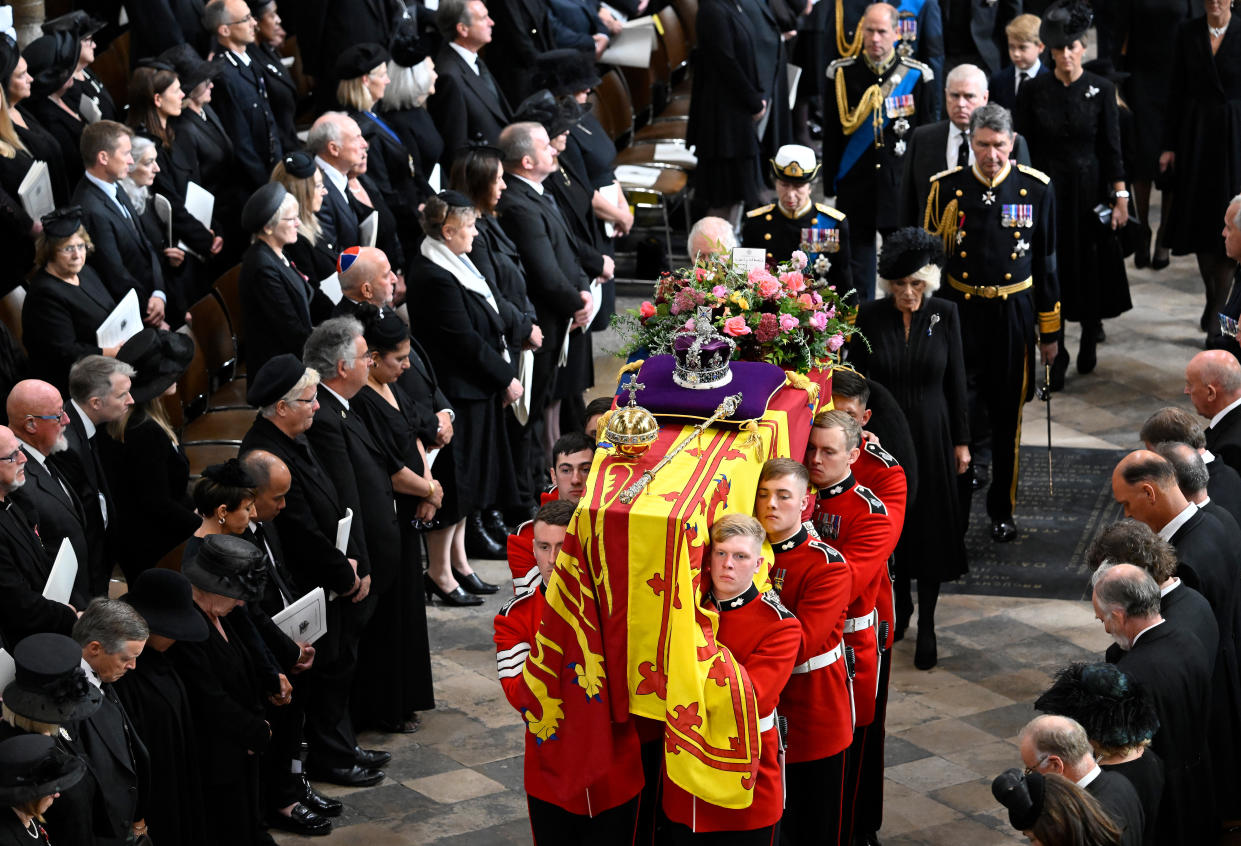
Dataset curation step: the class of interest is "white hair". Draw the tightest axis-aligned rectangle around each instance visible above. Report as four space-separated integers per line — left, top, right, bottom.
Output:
1231 193 1241 228
121 135 158 214
687 216 737 259
945 63 988 94
877 262 941 296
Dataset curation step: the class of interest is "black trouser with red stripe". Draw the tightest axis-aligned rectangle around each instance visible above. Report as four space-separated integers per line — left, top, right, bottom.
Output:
529 793 641 846
781 751 847 845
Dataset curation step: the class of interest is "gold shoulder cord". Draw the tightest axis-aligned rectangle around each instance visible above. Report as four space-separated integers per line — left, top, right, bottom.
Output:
923 181 959 253
835 0 864 57
835 73 883 135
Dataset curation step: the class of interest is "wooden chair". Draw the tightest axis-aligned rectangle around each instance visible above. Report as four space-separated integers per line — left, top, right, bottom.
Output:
212 264 245 374
175 325 254 445
0 286 26 354
184 442 241 479
657 7 694 99
672 0 699 46
155 539 187 572
187 293 247 409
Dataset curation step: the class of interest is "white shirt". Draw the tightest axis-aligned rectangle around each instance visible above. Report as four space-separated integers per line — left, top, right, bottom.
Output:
231 46 252 67
71 400 96 439
1014 59 1041 92
449 41 480 74
1157 502 1198 541
947 123 972 169
1160 577 1181 598
511 173 545 196
81 658 102 690
315 156 349 197
1130 618 1165 648
322 383 350 412
1075 764 1102 790
1210 395 1241 430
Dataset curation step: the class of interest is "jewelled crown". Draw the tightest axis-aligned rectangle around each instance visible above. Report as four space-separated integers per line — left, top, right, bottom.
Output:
673 307 736 390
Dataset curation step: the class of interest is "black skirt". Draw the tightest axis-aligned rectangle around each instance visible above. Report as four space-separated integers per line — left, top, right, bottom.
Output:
442 395 519 519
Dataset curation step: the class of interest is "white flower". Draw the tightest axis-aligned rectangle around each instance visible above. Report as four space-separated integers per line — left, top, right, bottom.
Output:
1086 85 1099 98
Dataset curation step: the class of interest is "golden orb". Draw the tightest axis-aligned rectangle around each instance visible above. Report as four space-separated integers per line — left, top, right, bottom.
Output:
605 404 659 457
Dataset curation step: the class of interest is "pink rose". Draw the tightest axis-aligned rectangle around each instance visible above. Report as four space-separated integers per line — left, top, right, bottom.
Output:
694 267 707 282
712 285 729 298
722 315 752 336
812 292 823 305
809 312 829 332
828 332 845 351
798 293 816 310
779 313 799 332
639 300 656 319
780 271 805 294
825 306 836 320
748 267 778 287
791 250 808 269
758 277 782 299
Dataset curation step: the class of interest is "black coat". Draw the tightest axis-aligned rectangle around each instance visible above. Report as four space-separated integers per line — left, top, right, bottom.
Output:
126 0 208 63
303 0 403 79
942 0 1019 72
51 403 114 597
136 125 214 257
1206 404 1241 475
988 62 1051 111
428 46 512 167
347 171 406 273
254 41 300 153
852 297 969 582
351 109 421 244
246 520 303 614
22 97 85 189
484 0 557 104
0 497 76 649
67 72 120 123
239 242 328 378
687 0 763 162
72 176 165 304
1206 452 1241 525
113 648 206 846
473 214 536 356
64 684 150 843
316 167 359 256
1112 622 1215 844
1086 769 1145 846
396 334 453 446
209 45 282 191
378 105 442 206
14 106 70 206
9 446 89 606
240 415 362 594
283 232 339 285
21 267 115 393
0 149 41 280
897 120 1031 228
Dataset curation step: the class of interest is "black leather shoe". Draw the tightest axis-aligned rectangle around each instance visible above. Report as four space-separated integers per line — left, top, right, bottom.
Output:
306 764 384 787
355 746 391 768
482 508 511 541
914 626 937 670
970 463 989 491
268 803 332 837
424 575 484 606
453 567 499 595
1049 347 1069 391
991 520 1018 543
1095 324 1106 343
300 776 342 817
1077 333 1098 374
465 512 506 559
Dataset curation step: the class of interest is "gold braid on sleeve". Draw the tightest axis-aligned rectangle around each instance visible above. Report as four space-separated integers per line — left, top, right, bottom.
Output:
835 0 865 57
923 181 959 254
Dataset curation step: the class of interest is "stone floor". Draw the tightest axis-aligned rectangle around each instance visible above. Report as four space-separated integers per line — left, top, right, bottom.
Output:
273 244 1222 844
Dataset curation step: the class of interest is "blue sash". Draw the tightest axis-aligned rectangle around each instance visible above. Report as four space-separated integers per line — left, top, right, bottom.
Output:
364 111 403 147
833 65 921 191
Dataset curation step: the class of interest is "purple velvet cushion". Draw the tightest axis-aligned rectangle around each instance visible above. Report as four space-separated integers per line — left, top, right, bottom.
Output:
627 354 788 424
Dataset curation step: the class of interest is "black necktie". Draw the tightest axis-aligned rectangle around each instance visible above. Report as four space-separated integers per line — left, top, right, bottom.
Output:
542 189 572 235
1016 70 1028 92
254 523 297 605
477 59 501 104
113 185 132 220
956 133 970 167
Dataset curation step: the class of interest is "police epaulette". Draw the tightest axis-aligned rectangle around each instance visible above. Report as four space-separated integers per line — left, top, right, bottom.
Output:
929 165 963 182
826 57 855 79
746 203 776 218
815 203 846 220
1016 163 1051 184
899 56 934 81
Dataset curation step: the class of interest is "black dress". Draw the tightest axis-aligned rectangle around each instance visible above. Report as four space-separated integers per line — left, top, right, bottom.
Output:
1117 0 1192 181
169 606 269 846
113 647 208 846
21 97 85 190
851 297 969 583
566 110 618 190
0 148 38 281
352 383 436 719
1163 15 1241 256
13 106 70 206
21 266 115 394
1015 71 1132 324
379 105 443 205
1103 750 1164 846
0 815 50 845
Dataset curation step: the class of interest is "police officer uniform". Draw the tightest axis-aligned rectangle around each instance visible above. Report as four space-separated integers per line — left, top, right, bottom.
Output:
822 50 934 300
210 43 282 191
922 159 1061 540
742 144 854 294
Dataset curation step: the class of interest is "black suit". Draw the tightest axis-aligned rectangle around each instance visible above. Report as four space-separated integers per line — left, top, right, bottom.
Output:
68 683 149 845
1206 404 1241 475
239 243 329 379
52 404 114 598
896 120 1031 227
484 0 557 103
10 446 89 605
254 42 300 153
1086 769 1145 846
316 166 360 256
428 45 512 168
240 413 369 770
988 63 1051 111
72 177 164 305
210 45 282 191
0 497 76 649
942 0 1020 74
21 267 115 394
1112 622 1216 844
1205 452 1241 527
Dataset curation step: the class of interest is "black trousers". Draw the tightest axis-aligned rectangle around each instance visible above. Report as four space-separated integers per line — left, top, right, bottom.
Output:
663 821 778 845
781 752 847 845
529 793 641 846
854 647 892 836
304 593 376 769
262 681 308 810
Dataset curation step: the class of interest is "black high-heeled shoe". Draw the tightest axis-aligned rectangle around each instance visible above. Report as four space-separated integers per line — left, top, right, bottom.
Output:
1049 347 1070 392
1134 224 1152 269
424 575 483 606
453 567 500 595
914 625 938 670
1151 226 1170 270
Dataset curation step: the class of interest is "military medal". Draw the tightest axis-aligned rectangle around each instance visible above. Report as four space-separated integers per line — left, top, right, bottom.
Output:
814 512 842 539
982 189 996 205
895 139 906 156
772 568 787 591
1015 237 1030 257
897 15 918 55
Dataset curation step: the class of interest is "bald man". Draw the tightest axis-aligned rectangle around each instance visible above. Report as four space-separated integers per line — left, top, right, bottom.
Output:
1092 563 1215 843
332 246 396 318
1185 350 1241 473
7 380 90 604
686 216 737 260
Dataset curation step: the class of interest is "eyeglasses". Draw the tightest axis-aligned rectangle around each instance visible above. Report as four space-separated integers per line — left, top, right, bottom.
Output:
58 243 87 255
226 13 254 24
290 393 317 405
281 216 299 222
0 449 23 463
1023 755 1049 776
26 410 68 422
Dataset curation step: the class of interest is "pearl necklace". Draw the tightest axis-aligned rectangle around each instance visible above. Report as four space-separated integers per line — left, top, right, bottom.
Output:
1210 20 1228 38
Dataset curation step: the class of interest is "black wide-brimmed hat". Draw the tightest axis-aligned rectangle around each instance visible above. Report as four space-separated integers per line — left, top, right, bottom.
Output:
1033 662 1160 751
878 227 945 280
992 768 1045 831
116 328 195 405
23 31 79 99
183 534 268 602
0 735 86 805
533 48 600 97
123 569 209 642
159 43 222 92
1040 0 1092 49
41 10 106 41
2 633 102 724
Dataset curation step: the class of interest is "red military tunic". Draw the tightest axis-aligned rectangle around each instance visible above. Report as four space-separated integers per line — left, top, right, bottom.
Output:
661 585 802 833
771 525 854 762
810 473 891 726
494 586 643 816
850 441 907 652
505 489 561 594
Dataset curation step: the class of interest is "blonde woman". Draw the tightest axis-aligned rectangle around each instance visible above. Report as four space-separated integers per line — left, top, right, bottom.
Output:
270 151 336 283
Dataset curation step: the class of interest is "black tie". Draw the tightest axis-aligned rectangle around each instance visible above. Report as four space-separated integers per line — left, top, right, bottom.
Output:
113 185 132 220
477 59 501 104
254 523 297 605
956 133 970 167
1016 70 1028 92
542 189 572 235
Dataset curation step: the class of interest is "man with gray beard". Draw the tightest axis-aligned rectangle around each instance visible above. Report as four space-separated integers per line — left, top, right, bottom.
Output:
8 380 91 605
0 422 78 648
